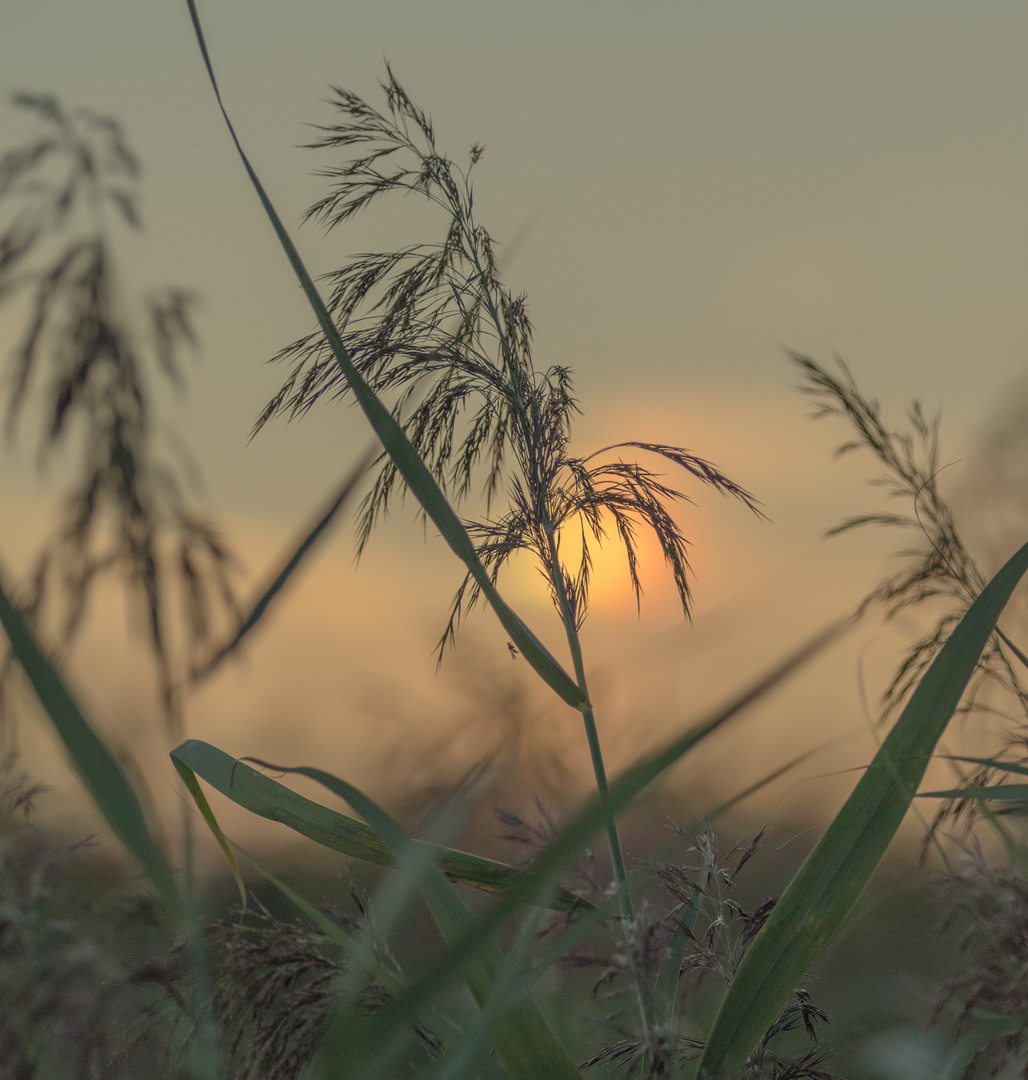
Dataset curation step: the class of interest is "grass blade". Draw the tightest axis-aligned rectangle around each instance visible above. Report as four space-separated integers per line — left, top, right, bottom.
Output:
172 607 842 923
326 707 840 1061
918 784 1028 801
174 610 840 1072
939 754 1028 778
171 753 247 906
0 567 182 917
245 757 583 1080
191 445 377 682
696 539 1028 1080
418 892 556 1080
182 0 584 710
170 739 590 913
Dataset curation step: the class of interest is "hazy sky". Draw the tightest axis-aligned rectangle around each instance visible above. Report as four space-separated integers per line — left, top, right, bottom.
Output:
3 3 1028 503
2 4 1028 849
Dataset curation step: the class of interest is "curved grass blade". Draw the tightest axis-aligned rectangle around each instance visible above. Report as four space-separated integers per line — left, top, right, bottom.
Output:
173 619 838 1073
696 539 1028 1080
0 569 183 917
191 444 377 682
183 0 584 711
171 753 246 906
171 739 590 913
242 757 583 1080
172 609 843 920
335 742 832 1063
419 891 556 1080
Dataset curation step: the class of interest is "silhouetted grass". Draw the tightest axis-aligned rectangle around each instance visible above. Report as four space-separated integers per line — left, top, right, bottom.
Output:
0 5 1027 1075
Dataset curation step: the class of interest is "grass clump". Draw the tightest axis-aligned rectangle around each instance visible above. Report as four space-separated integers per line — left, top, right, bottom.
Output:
0 758 185 1079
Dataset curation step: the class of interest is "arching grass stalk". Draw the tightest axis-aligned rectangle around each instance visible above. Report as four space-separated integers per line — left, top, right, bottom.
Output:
446 140 643 1010
255 52 763 865
185 3 762 1061
452 208 637 929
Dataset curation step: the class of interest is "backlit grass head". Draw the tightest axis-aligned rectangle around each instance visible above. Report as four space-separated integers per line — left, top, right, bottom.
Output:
255 66 763 654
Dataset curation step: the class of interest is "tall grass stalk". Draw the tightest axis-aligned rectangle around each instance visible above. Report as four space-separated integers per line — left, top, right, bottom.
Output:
183 0 767 1058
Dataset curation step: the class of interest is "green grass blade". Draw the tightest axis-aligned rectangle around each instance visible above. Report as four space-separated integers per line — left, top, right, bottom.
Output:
246 757 583 1080
0 569 182 918
0 579 227 1074
171 609 834 918
171 755 247 906
173 619 835 1074
340 748 825 1065
385 626 845 1017
696 539 1028 1080
939 754 1028 778
918 784 1028 801
170 739 590 913
191 447 376 682
419 892 556 1080
182 0 584 711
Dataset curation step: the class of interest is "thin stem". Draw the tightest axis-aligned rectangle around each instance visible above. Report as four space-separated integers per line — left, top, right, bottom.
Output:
997 627 1028 675
464 193 659 1035
541 524 658 1041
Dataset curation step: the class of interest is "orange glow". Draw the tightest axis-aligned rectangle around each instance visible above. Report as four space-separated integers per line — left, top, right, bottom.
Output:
560 510 700 618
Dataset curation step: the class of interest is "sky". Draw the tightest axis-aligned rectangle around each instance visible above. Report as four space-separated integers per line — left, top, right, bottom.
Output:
2 3 1028 861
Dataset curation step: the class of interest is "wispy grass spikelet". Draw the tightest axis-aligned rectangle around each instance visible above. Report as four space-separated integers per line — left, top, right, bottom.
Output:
792 351 1028 836
257 67 764 658
0 93 242 739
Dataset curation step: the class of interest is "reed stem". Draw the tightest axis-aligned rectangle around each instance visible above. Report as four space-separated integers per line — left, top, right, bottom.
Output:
542 524 658 1040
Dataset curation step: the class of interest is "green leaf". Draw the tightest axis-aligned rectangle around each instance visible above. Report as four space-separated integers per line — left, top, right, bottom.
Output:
696 539 1028 1080
238 757 583 1080
0 569 182 918
918 784 1028 801
170 739 590 913
332 644 842 1063
183 0 585 711
171 754 247 906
